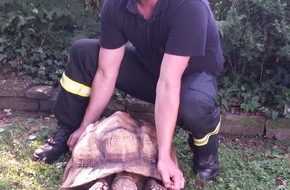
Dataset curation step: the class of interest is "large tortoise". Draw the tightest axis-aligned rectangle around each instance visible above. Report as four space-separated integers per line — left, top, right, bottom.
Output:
61 111 178 190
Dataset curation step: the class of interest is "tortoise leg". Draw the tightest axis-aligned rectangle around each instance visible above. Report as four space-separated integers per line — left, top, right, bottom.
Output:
111 172 138 190
88 177 110 190
144 178 167 190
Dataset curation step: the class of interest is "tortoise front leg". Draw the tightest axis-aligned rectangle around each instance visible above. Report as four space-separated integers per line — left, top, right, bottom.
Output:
144 178 167 190
88 177 111 190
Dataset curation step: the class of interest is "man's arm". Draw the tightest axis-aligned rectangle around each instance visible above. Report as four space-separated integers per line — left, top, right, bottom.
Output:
155 53 189 189
67 45 125 149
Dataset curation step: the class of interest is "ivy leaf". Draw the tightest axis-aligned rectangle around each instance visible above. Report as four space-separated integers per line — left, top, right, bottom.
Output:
271 111 279 120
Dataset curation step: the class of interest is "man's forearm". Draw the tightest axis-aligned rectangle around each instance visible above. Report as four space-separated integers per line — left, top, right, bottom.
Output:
155 80 180 160
80 69 117 129
80 46 125 129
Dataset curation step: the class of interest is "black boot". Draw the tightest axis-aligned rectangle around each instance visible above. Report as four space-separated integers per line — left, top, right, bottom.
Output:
188 134 219 181
33 122 75 164
192 152 219 181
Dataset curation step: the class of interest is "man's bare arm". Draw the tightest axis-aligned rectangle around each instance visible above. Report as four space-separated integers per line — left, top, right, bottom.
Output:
67 45 125 149
80 46 125 128
155 53 189 189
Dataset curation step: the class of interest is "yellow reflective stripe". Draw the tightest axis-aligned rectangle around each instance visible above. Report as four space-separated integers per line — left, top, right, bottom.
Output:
60 73 91 97
193 119 221 146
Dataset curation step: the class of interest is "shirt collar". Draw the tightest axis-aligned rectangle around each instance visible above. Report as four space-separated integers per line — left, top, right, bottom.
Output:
127 0 168 18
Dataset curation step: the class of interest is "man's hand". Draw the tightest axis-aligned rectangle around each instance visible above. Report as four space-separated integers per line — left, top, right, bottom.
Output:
67 127 85 151
158 157 185 190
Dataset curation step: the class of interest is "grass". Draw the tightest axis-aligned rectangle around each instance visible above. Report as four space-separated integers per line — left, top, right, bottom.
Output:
0 111 289 190
174 130 290 190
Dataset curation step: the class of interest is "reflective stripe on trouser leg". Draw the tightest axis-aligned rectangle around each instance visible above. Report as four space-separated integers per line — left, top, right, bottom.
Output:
60 72 91 97
53 39 99 127
189 118 221 147
54 73 92 127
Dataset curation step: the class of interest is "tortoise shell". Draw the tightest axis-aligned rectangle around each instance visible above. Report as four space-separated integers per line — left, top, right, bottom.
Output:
62 111 170 189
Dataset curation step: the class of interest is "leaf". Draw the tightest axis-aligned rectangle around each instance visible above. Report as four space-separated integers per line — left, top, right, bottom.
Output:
276 177 287 186
4 109 12 116
28 134 37 140
271 111 279 120
0 114 5 120
13 181 20 188
273 153 290 159
195 181 204 189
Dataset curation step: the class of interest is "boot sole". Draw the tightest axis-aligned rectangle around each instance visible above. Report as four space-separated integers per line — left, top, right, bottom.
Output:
32 153 59 164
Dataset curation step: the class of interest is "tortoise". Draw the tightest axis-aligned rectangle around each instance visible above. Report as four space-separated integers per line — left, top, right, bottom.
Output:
61 111 178 190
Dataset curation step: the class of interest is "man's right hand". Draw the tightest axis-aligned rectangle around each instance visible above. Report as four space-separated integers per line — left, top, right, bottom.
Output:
67 127 86 151
158 157 185 190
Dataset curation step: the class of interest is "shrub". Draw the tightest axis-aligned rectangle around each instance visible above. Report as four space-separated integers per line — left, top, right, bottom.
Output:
0 0 100 85
0 0 290 118
216 0 290 118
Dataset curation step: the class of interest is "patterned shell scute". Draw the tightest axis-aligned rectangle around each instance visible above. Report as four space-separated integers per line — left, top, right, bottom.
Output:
62 111 161 189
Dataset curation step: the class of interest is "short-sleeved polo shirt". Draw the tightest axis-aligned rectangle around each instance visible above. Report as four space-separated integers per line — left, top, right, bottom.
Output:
100 0 223 77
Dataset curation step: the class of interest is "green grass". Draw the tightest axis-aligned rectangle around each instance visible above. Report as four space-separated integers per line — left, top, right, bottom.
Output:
221 117 261 127
0 112 289 190
174 131 290 190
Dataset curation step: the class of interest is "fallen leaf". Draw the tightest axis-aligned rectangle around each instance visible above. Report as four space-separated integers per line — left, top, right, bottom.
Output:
0 114 5 120
4 109 12 116
195 181 204 189
276 177 287 186
13 181 20 187
273 153 290 159
28 134 37 140
29 124 39 133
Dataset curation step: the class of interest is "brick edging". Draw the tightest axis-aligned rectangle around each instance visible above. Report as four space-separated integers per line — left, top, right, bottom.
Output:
0 78 289 141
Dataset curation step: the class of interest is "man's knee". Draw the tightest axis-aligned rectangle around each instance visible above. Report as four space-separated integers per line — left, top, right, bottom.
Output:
179 95 220 132
178 71 220 137
69 39 100 56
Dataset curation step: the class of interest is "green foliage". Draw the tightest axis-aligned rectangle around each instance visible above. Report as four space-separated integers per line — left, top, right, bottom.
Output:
1 0 290 118
215 0 290 118
0 0 100 85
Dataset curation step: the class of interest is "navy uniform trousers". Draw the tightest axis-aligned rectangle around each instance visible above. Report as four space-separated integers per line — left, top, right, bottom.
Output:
54 39 221 159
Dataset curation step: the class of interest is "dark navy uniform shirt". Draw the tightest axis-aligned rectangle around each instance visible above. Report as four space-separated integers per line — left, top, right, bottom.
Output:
99 0 224 77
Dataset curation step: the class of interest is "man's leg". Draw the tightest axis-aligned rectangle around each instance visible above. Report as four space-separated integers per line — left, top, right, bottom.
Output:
33 40 157 163
33 39 99 163
177 71 221 180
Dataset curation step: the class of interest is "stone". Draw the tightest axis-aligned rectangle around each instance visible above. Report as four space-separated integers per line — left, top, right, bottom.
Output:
39 99 55 112
126 97 154 113
220 125 264 136
128 111 155 124
0 97 38 111
26 86 54 99
0 77 33 97
266 128 290 141
102 98 127 117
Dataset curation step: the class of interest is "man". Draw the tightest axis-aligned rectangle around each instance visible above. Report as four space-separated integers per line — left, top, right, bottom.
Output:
33 0 223 188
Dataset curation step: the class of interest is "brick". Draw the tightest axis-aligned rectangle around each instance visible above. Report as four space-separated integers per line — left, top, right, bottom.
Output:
128 111 155 124
102 99 127 117
0 97 38 111
26 86 54 99
39 99 55 112
0 78 33 97
126 97 154 112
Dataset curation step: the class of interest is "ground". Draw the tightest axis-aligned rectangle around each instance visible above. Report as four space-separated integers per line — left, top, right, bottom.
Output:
0 110 289 190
